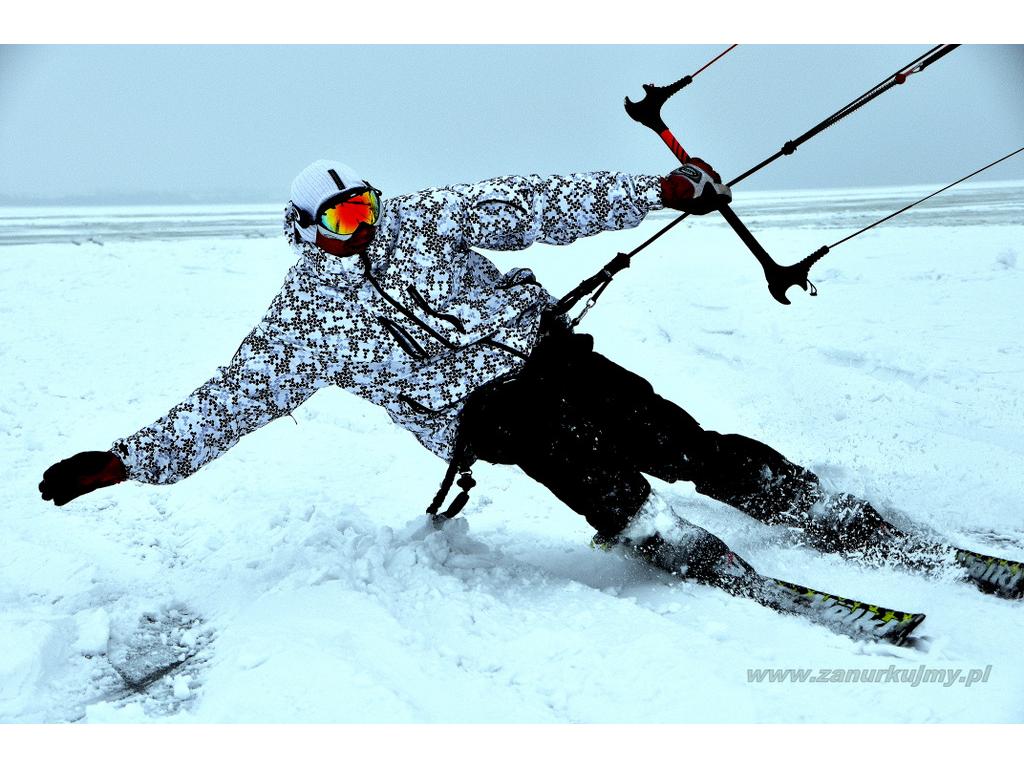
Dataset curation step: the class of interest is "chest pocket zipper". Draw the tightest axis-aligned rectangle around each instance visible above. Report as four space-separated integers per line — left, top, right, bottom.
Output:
378 316 426 359
407 284 467 334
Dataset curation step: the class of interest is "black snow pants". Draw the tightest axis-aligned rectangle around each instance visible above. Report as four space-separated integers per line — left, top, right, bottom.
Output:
459 326 890 545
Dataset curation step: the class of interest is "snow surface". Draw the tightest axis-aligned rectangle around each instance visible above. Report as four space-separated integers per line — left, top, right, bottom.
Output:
2 181 1023 723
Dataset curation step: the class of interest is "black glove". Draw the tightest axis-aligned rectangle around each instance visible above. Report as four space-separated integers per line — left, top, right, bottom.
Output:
660 158 733 215
39 451 128 506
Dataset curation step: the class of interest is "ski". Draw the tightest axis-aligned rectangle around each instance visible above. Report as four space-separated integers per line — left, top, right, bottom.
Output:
597 533 927 646
751 575 925 646
706 554 925 646
953 546 1024 599
881 530 1024 600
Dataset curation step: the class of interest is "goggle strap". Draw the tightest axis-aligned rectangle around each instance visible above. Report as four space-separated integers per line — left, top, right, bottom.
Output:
294 204 315 228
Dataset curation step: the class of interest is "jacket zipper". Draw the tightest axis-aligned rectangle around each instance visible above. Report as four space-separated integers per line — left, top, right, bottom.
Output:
406 284 468 334
378 316 427 359
475 198 529 217
398 393 442 415
482 337 529 360
361 256 456 350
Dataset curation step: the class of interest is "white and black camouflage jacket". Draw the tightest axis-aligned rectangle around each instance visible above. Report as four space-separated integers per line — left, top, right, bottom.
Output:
111 172 665 484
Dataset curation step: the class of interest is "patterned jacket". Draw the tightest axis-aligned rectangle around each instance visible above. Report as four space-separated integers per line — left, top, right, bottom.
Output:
111 172 664 484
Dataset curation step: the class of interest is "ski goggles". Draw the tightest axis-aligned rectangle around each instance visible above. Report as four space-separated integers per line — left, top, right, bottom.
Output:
315 187 381 238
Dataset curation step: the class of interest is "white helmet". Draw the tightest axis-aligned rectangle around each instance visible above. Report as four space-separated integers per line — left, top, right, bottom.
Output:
290 159 370 244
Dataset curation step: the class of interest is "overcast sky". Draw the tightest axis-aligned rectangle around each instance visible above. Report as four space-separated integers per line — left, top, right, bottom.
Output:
1 44 1021 204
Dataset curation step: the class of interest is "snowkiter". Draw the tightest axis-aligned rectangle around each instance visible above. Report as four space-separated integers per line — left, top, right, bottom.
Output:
38 159 1020 612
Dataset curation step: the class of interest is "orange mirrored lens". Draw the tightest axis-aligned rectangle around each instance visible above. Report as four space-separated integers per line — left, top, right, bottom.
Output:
320 190 380 235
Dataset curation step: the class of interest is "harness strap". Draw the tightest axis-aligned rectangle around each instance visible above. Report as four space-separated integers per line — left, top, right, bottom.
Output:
425 423 477 523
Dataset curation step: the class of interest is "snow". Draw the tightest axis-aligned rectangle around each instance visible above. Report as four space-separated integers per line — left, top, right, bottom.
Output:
171 674 193 700
2 181 1023 723
72 608 111 655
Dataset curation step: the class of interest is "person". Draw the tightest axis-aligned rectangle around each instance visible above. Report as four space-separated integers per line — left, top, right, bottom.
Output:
37 159 1018 600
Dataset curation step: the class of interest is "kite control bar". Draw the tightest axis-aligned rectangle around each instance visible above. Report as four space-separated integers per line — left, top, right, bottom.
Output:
625 76 817 304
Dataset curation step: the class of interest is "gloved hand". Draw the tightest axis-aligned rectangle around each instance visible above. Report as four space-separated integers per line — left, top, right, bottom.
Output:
660 158 733 215
39 451 128 506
